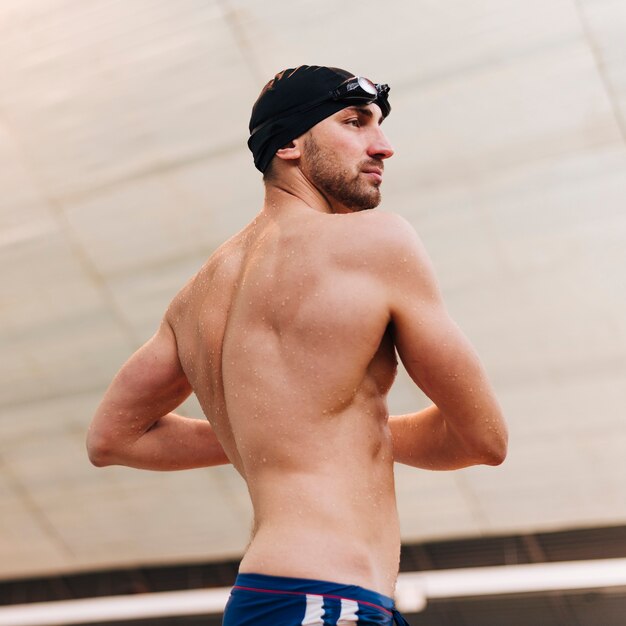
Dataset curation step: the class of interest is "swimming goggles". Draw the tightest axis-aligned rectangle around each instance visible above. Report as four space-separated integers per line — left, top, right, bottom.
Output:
331 76 391 117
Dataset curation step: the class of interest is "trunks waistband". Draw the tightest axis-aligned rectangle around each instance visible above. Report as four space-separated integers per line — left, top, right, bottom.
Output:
232 572 396 615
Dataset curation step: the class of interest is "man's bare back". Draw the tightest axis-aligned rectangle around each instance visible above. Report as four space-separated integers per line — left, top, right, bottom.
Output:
87 66 507 622
169 207 402 594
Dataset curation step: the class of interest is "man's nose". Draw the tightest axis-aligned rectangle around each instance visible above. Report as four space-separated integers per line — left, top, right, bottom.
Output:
368 130 394 160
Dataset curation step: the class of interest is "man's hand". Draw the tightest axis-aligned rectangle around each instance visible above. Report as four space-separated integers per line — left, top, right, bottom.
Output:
86 319 230 470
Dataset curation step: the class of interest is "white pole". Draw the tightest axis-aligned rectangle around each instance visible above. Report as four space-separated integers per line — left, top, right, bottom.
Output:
394 557 626 610
0 588 231 626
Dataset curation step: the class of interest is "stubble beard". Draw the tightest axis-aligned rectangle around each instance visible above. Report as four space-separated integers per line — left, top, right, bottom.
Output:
302 135 382 212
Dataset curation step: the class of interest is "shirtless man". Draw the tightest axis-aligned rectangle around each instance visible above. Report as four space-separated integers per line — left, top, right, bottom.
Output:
87 65 508 626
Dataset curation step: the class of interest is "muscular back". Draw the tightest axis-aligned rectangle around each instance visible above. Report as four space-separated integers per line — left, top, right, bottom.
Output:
169 207 402 593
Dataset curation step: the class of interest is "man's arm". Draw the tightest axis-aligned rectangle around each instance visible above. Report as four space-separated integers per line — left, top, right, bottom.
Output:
86 318 230 470
380 214 508 470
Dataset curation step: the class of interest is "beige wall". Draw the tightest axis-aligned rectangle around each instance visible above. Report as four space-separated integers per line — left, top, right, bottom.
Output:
1 0 625 579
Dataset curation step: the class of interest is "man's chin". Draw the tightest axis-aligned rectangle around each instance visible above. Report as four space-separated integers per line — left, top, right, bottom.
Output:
320 178 382 212
348 193 381 212
361 188 382 210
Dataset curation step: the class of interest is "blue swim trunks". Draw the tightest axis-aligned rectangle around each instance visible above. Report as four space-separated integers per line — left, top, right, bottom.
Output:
222 573 411 625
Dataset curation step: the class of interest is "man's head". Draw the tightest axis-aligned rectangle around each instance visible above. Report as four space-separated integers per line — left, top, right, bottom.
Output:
248 65 394 211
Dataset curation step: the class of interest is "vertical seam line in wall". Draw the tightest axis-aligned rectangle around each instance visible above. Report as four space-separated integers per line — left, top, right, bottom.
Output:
0 105 141 351
217 0 267 85
53 206 142 350
452 472 490 530
572 0 626 149
0 453 76 560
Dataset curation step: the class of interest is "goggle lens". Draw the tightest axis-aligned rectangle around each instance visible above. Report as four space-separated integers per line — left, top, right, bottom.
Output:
357 77 377 96
331 76 391 117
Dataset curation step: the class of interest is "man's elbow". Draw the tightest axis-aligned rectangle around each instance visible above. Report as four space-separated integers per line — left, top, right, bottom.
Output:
482 445 507 466
86 430 116 467
479 431 508 466
462 426 508 467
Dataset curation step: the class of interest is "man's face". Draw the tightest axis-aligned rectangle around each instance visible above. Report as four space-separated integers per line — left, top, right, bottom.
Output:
299 103 394 212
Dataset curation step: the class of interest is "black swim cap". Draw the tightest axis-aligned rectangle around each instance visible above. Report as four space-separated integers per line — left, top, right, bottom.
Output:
248 65 391 173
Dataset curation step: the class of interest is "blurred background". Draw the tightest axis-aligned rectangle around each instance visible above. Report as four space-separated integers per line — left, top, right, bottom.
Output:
1 0 625 624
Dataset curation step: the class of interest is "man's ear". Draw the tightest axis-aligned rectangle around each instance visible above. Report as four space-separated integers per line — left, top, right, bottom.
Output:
275 139 302 162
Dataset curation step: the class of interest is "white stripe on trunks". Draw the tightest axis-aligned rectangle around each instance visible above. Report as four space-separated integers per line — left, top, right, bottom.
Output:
338 597 360 623
301 593 325 625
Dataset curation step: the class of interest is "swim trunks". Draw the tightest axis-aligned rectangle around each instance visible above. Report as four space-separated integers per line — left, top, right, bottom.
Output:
222 573 411 625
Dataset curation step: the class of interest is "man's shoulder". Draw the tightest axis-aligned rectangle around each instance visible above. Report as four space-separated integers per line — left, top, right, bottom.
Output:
339 211 419 267
336 211 437 305
345 210 416 244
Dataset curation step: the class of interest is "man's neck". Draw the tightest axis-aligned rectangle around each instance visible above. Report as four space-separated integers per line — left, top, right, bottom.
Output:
262 175 351 215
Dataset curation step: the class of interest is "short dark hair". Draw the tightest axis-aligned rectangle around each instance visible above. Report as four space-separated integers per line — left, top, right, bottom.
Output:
262 157 277 183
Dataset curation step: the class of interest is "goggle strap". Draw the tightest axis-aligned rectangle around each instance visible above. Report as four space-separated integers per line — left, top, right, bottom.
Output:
250 80 390 137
